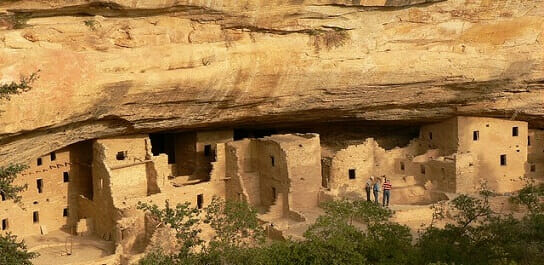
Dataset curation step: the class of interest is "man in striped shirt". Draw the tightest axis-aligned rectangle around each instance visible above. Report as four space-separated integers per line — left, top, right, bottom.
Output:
382 177 392 207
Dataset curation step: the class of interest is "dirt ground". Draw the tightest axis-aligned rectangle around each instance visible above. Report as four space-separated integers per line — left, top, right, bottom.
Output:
26 230 115 265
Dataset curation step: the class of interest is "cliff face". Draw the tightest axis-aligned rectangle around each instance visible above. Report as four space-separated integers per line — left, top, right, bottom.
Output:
0 0 543 165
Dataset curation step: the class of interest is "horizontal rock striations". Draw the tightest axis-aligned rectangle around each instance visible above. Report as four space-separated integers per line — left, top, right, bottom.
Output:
0 0 543 165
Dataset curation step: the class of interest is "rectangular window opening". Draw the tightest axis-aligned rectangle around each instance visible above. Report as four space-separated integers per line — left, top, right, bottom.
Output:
528 136 531 146
197 194 204 209
1 192 5 201
272 187 277 201
63 172 69 183
512 127 519 137
420 165 426 175
400 162 405 171
473 131 479 141
36 179 43 194
270 156 275 167
63 208 69 217
204 145 212 157
37 158 42 166
50 152 56 161
348 169 356 180
33 211 39 223
116 151 127 160
500 154 507 166
531 164 536 172
429 132 433 140
2 219 7 230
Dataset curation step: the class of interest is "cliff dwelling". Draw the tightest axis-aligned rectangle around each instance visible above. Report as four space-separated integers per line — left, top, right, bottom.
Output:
0 0 543 264
0 116 542 264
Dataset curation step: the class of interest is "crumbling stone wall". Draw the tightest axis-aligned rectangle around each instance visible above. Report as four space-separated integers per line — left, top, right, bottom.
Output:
329 138 419 194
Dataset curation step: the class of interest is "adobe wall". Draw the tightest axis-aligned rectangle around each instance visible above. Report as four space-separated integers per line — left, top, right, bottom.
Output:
225 139 262 206
423 159 456 192
90 141 117 241
329 138 419 194
174 132 197 176
329 140 375 192
194 130 234 179
455 153 479 193
0 144 92 237
419 117 459 155
280 134 322 211
528 129 544 181
255 137 290 217
96 136 150 202
457 117 528 193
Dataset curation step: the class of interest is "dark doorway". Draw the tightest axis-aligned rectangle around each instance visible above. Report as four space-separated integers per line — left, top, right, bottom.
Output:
197 194 204 209
149 133 176 164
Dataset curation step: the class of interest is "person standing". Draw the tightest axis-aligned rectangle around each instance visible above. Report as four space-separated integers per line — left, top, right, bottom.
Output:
382 178 392 207
365 176 374 202
373 178 381 204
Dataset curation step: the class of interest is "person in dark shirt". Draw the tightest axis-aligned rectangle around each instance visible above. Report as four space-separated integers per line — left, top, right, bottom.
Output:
373 178 381 204
365 176 374 202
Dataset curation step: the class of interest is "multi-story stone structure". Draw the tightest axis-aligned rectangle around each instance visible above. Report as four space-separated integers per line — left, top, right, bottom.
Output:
0 116 537 264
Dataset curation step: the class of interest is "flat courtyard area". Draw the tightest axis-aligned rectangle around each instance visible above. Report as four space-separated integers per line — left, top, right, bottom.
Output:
26 230 115 265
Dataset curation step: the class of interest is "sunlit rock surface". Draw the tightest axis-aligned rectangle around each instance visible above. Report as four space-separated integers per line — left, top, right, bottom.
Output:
0 0 542 165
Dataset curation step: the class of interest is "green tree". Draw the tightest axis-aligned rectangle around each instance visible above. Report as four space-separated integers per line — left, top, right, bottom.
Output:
417 186 544 265
137 200 202 263
204 197 264 248
0 165 37 264
0 72 39 264
0 164 29 203
0 232 38 265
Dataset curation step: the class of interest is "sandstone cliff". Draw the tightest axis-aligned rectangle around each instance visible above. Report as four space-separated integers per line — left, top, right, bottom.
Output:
0 0 543 165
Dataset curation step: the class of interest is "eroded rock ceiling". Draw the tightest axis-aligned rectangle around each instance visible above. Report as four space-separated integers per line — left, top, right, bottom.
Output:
0 0 542 165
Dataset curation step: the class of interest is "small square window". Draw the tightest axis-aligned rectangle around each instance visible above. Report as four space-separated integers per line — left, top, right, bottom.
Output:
473 131 479 141
2 219 8 230
500 154 507 166
270 156 275 167
37 158 42 166
116 151 127 160
512 127 519 137
400 162 405 171
530 164 536 172
63 208 69 217
33 211 39 223
63 172 69 183
348 169 356 180
50 152 56 161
